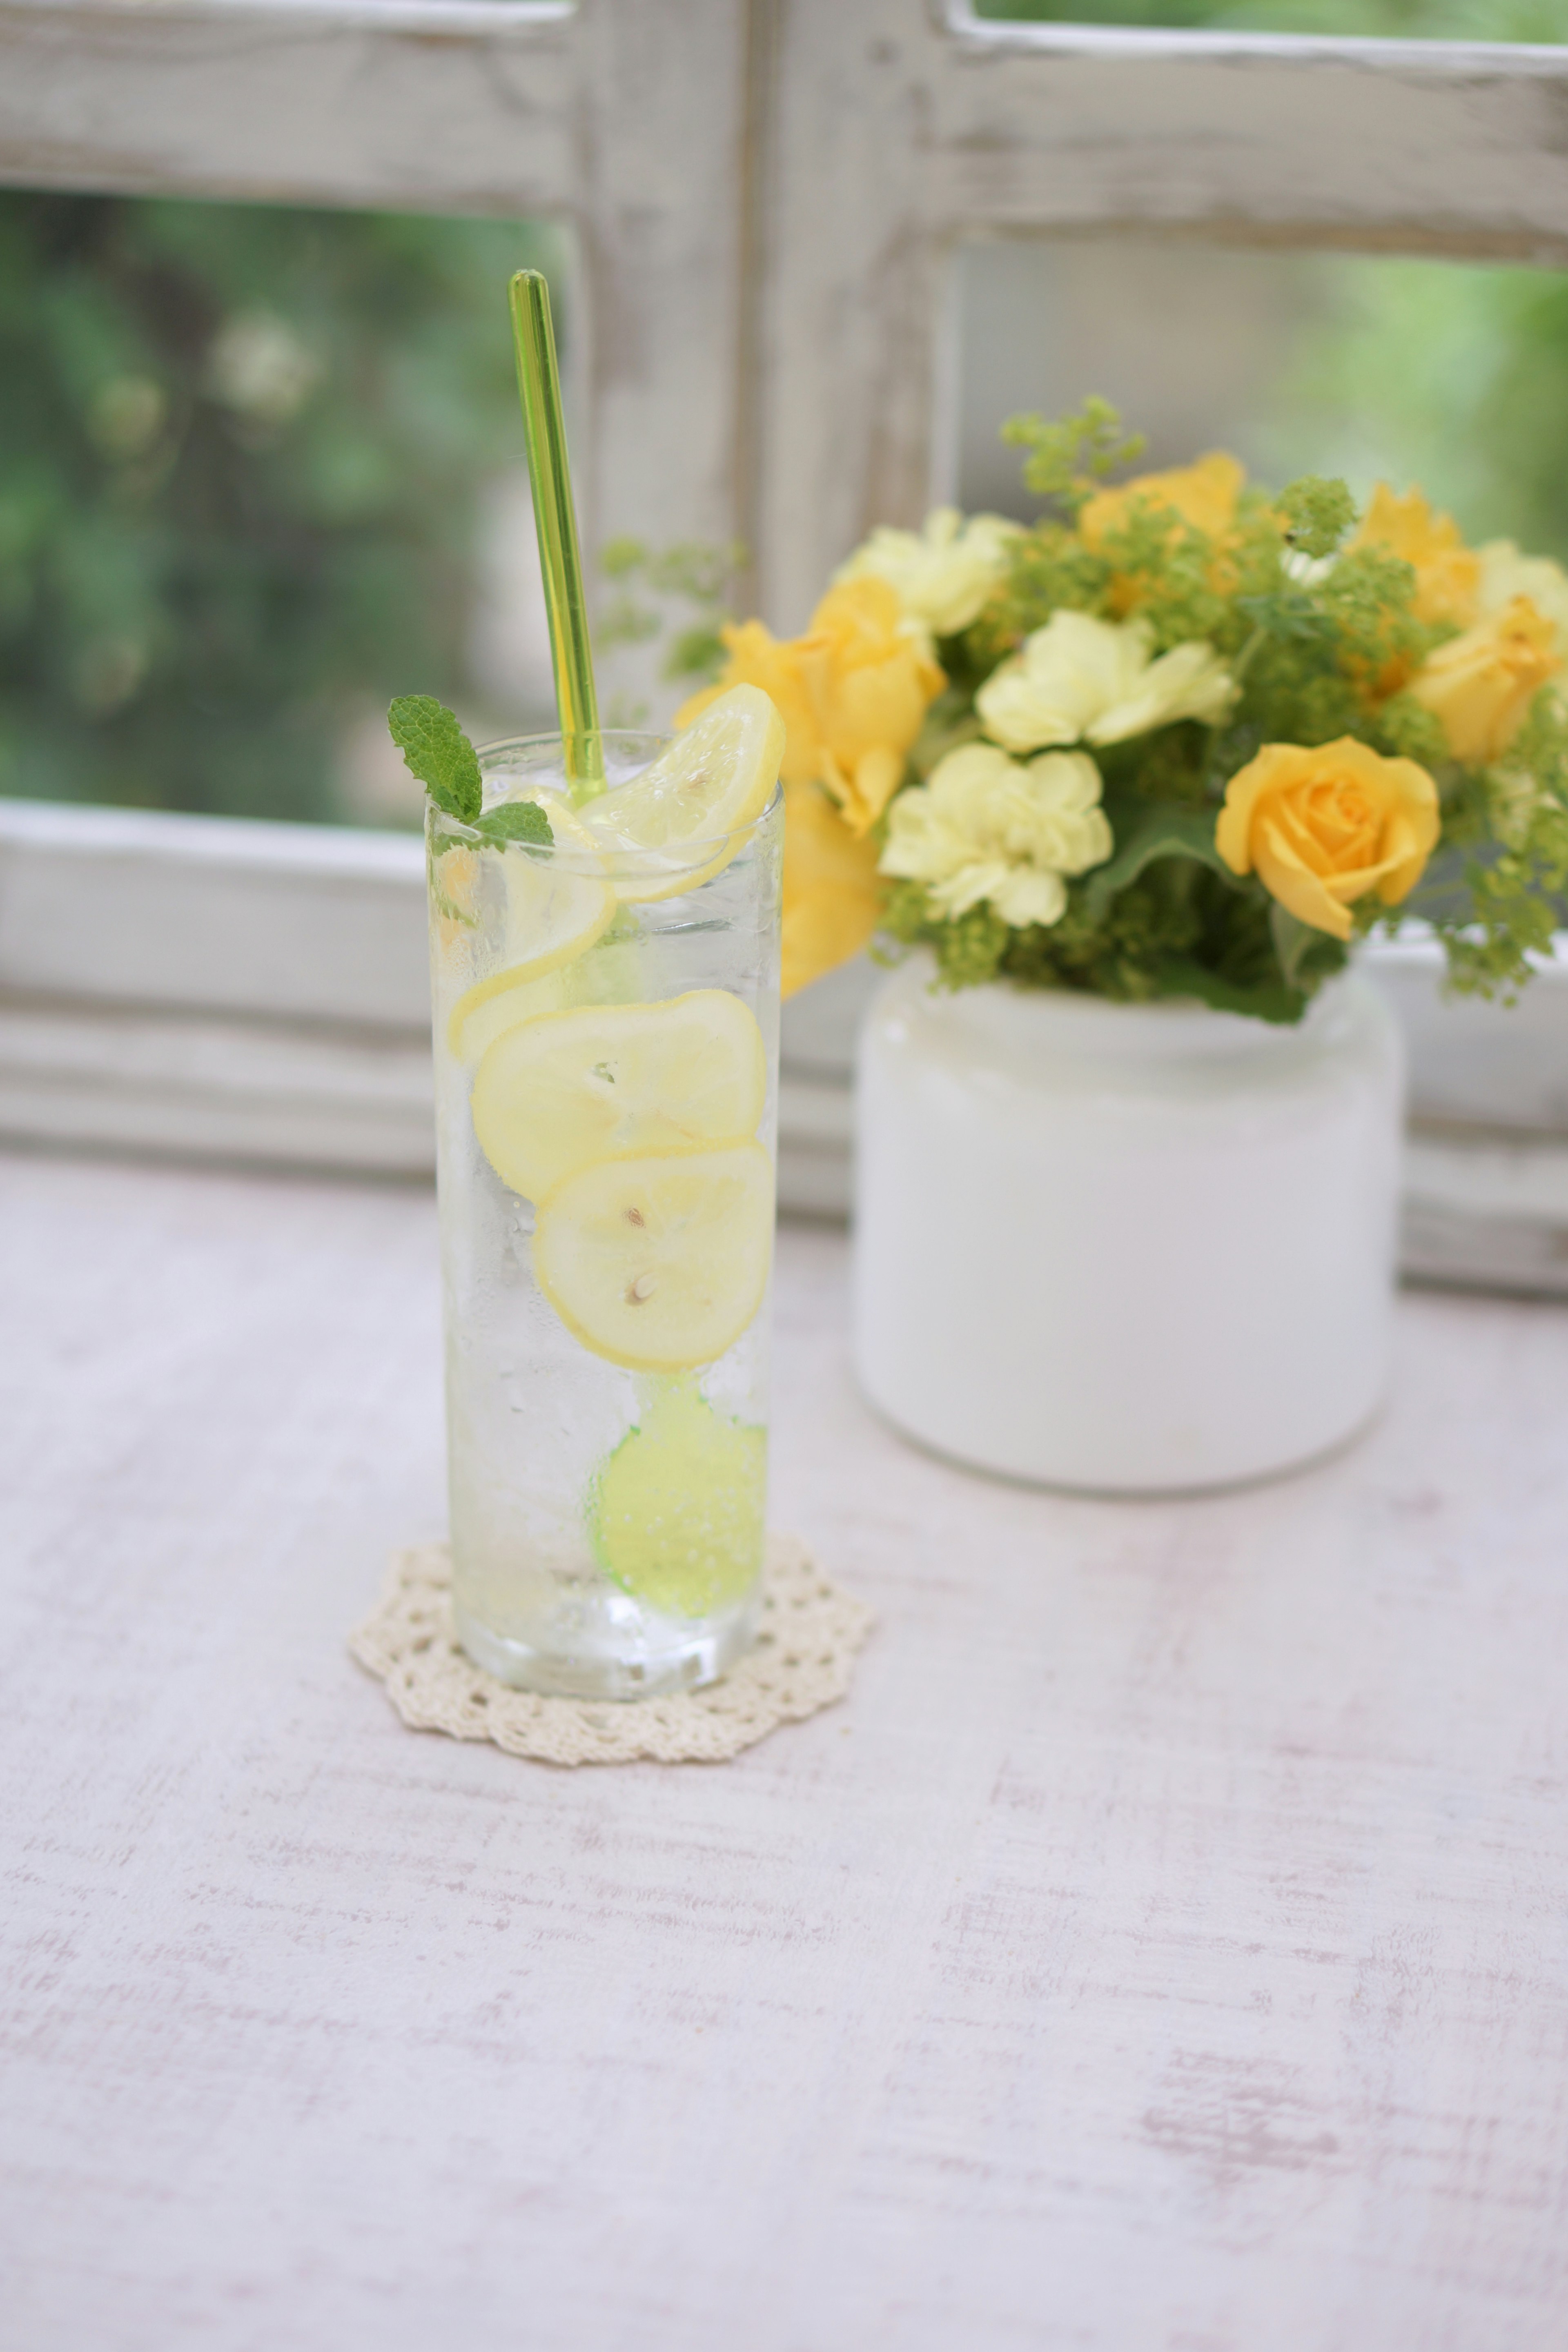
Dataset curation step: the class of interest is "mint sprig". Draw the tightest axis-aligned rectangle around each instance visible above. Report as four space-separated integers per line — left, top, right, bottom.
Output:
388 695 482 825
472 799 553 848
388 695 554 851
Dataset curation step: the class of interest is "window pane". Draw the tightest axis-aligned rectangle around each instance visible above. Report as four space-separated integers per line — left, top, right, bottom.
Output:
0 192 564 827
953 237 1568 569
976 0 1568 38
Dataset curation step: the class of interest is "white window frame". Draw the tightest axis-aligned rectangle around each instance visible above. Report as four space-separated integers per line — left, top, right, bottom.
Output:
2 0 1567 1287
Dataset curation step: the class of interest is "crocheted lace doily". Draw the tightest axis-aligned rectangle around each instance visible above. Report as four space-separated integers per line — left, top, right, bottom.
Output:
350 1534 873 1767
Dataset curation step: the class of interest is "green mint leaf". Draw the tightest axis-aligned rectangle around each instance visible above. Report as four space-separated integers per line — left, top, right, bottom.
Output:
387 695 482 825
470 800 554 850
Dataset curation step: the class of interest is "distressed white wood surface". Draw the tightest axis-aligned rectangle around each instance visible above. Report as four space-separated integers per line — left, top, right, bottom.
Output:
3 1147 1568 2350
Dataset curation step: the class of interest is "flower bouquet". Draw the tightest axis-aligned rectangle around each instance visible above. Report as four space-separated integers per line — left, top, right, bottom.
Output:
682 398 1568 1018
680 402 1568 1492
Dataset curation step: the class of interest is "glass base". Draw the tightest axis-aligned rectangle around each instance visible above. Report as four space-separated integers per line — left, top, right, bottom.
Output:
452 1593 760 1702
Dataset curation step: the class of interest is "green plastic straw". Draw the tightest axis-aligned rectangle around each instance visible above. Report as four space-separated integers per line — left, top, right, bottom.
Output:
509 268 604 803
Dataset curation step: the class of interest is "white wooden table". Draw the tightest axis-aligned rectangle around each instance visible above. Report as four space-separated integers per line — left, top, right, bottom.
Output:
3 1147 1567 2352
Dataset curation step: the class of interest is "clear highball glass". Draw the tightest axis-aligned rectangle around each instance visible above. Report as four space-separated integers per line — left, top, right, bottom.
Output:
427 732 783 1700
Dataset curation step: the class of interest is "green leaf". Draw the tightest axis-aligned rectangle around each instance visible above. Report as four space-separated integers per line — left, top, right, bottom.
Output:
1268 901 1345 989
1234 589 1340 648
387 694 481 825
1148 956 1308 1026
1081 805 1236 920
470 799 553 850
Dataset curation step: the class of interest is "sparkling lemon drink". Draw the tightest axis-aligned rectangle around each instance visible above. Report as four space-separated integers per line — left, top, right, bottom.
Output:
428 692 785 1698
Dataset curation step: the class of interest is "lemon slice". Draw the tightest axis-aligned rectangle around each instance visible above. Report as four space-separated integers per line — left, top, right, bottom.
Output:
472 990 765 1201
452 968 572 1067
445 796 616 1059
589 1377 765 1617
582 684 785 902
533 1143 773 1372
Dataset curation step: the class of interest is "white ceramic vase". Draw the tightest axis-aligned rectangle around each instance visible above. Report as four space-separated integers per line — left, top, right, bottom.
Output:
852 954 1405 1492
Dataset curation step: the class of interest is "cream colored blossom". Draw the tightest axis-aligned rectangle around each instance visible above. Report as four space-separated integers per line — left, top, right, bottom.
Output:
880 743 1111 931
975 609 1234 755
834 508 1023 637
1477 540 1568 653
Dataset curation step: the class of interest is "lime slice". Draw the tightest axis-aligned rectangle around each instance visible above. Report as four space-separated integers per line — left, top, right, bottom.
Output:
472 990 766 1202
589 1377 765 1617
582 683 785 902
532 1142 773 1372
445 796 616 1059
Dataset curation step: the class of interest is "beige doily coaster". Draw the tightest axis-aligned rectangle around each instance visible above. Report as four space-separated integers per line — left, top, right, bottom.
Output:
350 1534 873 1766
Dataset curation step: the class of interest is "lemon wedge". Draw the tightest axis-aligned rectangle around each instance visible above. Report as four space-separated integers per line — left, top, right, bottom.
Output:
532 1142 773 1372
589 1376 765 1617
471 990 765 1201
582 684 785 902
444 795 616 1059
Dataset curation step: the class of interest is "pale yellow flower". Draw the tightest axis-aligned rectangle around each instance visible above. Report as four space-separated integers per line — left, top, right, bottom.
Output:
1407 595 1561 766
976 610 1234 755
880 743 1111 931
1477 540 1568 653
1216 737 1440 942
834 508 1023 637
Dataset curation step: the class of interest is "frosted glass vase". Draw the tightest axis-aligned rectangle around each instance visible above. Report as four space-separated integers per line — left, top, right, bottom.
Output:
853 955 1404 1493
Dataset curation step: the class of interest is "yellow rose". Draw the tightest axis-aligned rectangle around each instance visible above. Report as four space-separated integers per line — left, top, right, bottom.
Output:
1350 483 1479 628
678 576 943 835
1216 737 1440 942
1407 595 1561 765
780 780 885 1000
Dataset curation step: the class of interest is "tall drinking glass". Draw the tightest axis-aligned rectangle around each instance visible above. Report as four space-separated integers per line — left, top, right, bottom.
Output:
428 732 783 1699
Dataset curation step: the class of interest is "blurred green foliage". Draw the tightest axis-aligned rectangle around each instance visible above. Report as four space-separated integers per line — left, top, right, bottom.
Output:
976 0 1568 31
1261 259 1568 568
0 193 555 822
